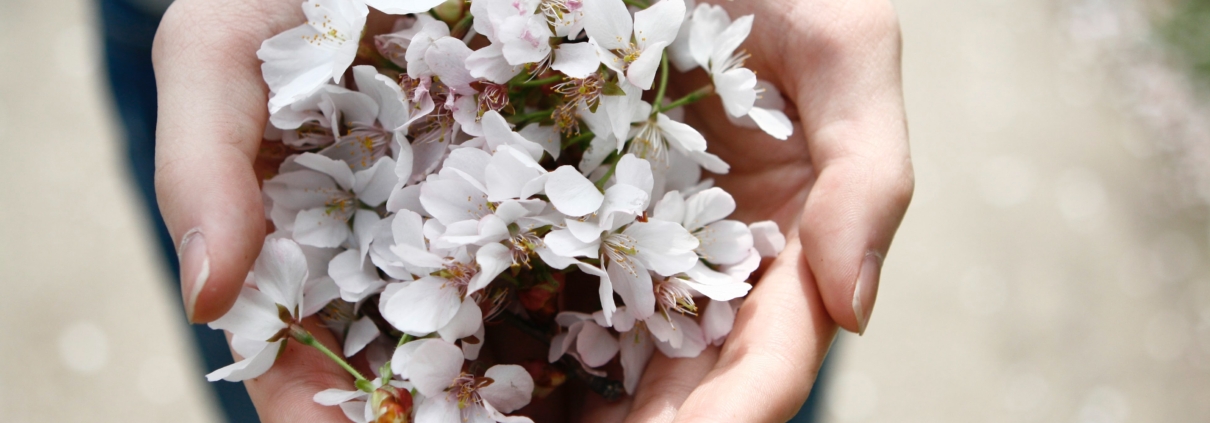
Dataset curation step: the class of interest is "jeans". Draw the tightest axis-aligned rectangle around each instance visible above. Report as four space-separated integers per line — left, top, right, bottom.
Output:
96 0 828 421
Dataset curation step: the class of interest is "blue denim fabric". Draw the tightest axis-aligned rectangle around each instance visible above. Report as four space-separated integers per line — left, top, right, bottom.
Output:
97 0 260 421
96 0 828 421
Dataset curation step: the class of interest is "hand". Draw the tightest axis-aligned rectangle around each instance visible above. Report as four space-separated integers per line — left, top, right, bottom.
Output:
151 0 911 421
578 0 913 421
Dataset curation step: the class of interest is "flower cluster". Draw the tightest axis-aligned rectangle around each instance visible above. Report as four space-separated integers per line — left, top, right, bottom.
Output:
207 0 791 421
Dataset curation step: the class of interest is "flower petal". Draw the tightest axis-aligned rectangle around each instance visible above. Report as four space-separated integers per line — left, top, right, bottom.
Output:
713 67 757 118
295 152 356 190
328 249 386 302
748 106 793 140
254 238 310 310
365 0 448 14
576 322 620 367
633 0 685 50
545 166 604 216
353 157 399 207
696 220 753 266
749 220 787 257
655 313 707 358
582 0 633 51
608 261 655 320
205 340 284 382
293 208 352 248
438 298 484 342
625 41 668 89
381 277 463 335
656 113 707 153
683 187 735 230
409 340 465 397
343 316 381 357
480 364 535 413
425 37 477 93
208 287 287 341
552 42 602 79
420 178 490 225
617 329 654 395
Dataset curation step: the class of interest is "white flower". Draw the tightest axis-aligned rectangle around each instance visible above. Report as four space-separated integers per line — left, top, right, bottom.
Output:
364 0 448 15
549 312 620 370
375 13 442 68
409 340 535 423
263 153 398 248
260 0 368 113
582 0 686 89
313 378 415 423
630 109 729 174
378 242 511 337
728 80 795 140
206 238 317 381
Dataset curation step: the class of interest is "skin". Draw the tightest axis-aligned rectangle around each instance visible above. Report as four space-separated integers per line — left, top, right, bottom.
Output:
151 0 911 421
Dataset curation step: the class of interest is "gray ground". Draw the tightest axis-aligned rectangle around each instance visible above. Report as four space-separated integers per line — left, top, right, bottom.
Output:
0 0 1206 421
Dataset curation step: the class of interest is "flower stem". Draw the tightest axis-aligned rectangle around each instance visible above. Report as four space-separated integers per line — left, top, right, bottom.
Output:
657 85 715 113
291 326 367 382
650 53 670 117
622 0 649 9
594 152 621 190
563 131 595 149
509 109 555 125
513 75 564 88
396 334 414 348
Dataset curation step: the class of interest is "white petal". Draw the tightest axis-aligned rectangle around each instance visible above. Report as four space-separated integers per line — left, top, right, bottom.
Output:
426 37 477 93
535 245 581 270
381 277 464 335
386 184 424 214
656 113 707 153
683 261 751 301
468 43 524 84
205 340 284 382
714 67 757 118
420 178 490 225
617 329 654 395
749 220 787 257
578 134 615 175
625 220 700 275
683 187 735 230
480 364 535 413
438 298 484 342
711 14 753 69
651 190 686 223
328 249 385 302
633 0 685 50
301 276 341 317
314 388 366 406
390 338 436 380
688 4 729 69
353 157 399 207
254 238 310 310
365 0 448 14
409 340 464 397
687 150 730 174
343 316 381 357
609 261 655 320
700 299 736 345
582 0 634 51
485 146 547 201
577 263 617 325
208 287 286 341
352 65 410 130
655 313 706 358
518 124 562 161
293 208 352 248
463 323 486 360
645 312 681 347
415 393 461 422
470 242 512 293
748 107 794 140
295 152 356 190
696 220 753 266
576 323 620 367
614 154 654 195
552 42 602 79
545 166 604 216
544 228 601 258
625 41 668 89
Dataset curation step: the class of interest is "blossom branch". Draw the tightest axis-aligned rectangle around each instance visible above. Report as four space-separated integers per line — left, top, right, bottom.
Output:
290 325 368 383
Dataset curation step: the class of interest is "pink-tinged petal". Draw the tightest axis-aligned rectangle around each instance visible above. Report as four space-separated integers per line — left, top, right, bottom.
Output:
613 154 654 195
343 316 381 357
700 298 736 345
480 364 535 413
518 124 562 161
582 0 633 50
696 220 753 266
544 228 601 258
381 277 463 335
352 65 410 130
314 388 366 406
293 208 352 248
749 220 786 257
633 0 685 50
625 41 668 89
415 393 461 422
208 287 287 341
254 238 310 310
406 22 452 78
748 107 794 140
625 220 699 275
714 67 757 118
546 166 604 216
420 178 490 225
548 322 580 363
426 37 477 93
409 340 464 397
652 191 686 223
711 14 753 68
365 0 448 14
684 261 751 301
501 15 553 65
576 323 620 367
295 152 356 190
655 313 706 357
453 94 484 136
354 157 398 207
688 4 730 69
656 113 707 153
683 187 735 230
645 313 681 347
470 242 512 293
608 261 655 320
484 402 536 423
577 263 617 325
438 298 483 342
617 329 654 394
552 42 601 79
205 340 284 382
328 249 386 302
604 306 635 331
467 43 523 83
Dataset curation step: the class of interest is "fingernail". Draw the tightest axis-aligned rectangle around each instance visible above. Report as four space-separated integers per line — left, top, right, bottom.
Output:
852 251 883 335
179 229 209 323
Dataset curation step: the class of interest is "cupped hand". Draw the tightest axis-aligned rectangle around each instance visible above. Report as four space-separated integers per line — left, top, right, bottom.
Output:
152 0 910 421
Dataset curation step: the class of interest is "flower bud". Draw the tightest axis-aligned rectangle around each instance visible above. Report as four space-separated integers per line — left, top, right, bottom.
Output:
370 385 414 423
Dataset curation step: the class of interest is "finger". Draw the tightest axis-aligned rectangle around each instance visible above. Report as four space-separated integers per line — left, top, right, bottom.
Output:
152 0 303 322
623 346 720 423
779 0 913 334
672 235 838 423
242 318 355 422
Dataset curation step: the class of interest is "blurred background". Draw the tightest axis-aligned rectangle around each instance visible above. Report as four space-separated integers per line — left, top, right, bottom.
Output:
0 0 1208 421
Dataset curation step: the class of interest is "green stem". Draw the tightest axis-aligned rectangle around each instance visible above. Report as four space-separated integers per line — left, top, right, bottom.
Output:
623 0 649 9
292 327 367 382
509 109 555 125
657 85 715 113
396 334 414 348
513 75 564 88
594 152 621 190
451 13 475 39
563 131 595 149
650 53 670 116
